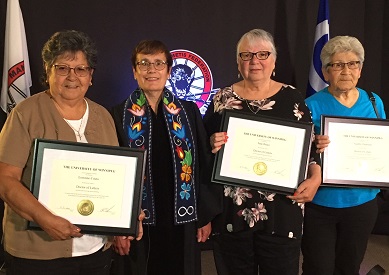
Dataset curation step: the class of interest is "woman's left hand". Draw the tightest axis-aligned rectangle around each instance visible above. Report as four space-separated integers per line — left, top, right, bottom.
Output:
112 210 145 255
136 210 145 241
315 134 330 153
113 236 132 255
197 222 211 242
286 163 321 203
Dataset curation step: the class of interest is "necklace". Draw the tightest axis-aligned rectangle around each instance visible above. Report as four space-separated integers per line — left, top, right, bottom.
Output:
244 99 261 114
64 116 84 141
240 80 273 115
51 97 87 141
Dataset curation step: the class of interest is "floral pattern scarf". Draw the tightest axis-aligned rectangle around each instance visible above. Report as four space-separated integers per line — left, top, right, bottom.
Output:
122 88 197 225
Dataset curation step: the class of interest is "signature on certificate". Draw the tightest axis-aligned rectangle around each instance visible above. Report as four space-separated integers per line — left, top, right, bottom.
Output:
274 169 286 176
99 205 116 214
58 206 74 212
375 166 385 172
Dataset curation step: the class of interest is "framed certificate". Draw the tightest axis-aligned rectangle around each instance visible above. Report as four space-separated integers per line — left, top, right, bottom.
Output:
321 115 389 188
212 110 314 194
28 138 146 236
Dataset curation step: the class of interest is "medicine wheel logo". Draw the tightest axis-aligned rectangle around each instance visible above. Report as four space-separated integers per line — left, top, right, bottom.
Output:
166 49 217 115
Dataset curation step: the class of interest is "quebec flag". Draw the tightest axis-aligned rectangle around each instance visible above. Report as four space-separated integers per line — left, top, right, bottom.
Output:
306 0 329 98
1 0 32 114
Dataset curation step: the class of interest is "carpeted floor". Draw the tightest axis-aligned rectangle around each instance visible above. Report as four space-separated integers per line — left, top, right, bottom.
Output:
201 234 389 275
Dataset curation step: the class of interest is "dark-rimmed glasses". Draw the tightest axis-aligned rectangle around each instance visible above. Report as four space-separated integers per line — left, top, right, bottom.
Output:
239 51 271 61
327 61 361 71
52 64 92 77
136 60 167 71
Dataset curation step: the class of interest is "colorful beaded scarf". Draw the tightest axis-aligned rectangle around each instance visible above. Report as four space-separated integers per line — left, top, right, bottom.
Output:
122 88 197 225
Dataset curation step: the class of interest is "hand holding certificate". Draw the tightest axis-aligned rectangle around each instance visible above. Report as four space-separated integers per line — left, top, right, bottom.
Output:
212 110 313 194
29 139 146 236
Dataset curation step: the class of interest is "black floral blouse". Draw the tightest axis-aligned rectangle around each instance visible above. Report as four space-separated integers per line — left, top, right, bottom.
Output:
203 85 318 239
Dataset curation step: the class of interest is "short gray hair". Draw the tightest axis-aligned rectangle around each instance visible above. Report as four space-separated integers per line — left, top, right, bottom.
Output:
41 30 97 85
321 36 365 69
236 29 277 62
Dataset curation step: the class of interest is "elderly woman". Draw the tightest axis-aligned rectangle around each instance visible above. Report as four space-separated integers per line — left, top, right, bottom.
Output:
0 30 140 275
110 40 220 275
203 28 322 275
302 36 386 275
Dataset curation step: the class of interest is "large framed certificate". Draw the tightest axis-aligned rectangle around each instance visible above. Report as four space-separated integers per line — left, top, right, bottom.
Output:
28 139 146 236
321 115 389 188
212 110 314 194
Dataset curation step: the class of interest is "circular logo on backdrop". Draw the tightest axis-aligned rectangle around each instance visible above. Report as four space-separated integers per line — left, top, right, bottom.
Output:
166 49 217 115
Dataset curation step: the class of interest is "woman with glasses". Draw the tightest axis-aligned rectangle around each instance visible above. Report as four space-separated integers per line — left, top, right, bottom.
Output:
302 36 386 275
0 30 145 274
203 28 322 275
110 40 221 275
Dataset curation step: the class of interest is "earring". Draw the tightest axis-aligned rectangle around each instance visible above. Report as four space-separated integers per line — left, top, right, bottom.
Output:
237 73 241 79
89 82 93 86
272 70 276 77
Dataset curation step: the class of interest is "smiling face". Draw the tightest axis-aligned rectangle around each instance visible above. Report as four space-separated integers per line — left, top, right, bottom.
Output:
133 52 171 96
47 51 93 102
323 51 362 94
237 38 275 83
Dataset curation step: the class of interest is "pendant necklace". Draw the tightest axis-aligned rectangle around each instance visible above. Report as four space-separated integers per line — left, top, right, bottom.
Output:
52 98 87 141
244 99 261 114
241 80 272 115
64 116 84 141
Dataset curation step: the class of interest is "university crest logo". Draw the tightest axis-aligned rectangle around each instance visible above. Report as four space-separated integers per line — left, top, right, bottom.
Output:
166 49 218 115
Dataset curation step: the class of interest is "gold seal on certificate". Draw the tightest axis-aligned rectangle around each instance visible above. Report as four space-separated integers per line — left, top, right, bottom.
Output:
253 162 267 176
77 200 94 216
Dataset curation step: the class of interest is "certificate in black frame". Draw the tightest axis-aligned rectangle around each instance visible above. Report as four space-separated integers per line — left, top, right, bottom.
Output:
212 110 313 194
28 138 146 236
321 115 389 188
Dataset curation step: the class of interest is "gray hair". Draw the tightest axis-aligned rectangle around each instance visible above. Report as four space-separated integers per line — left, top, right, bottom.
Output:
41 30 97 85
236 29 277 62
321 36 365 69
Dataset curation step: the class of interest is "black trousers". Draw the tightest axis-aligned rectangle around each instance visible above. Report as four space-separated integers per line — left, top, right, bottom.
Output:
110 224 199 275
213 230 301 275
301 198 378 275
5 246 112 275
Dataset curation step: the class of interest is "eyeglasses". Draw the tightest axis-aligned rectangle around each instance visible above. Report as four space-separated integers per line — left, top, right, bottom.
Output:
327 61 361 71
53 64 92 77
239 51 271 61
136 60 167 71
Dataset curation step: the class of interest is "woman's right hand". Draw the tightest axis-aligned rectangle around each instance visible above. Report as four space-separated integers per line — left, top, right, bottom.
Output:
38 214 82 240
210 132 228 154
315 134 330 153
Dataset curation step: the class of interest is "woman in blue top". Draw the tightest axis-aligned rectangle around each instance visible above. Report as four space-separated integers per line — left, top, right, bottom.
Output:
303 36 386 275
